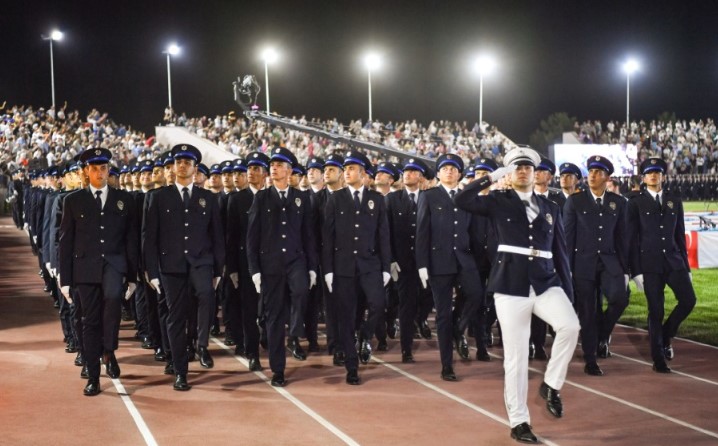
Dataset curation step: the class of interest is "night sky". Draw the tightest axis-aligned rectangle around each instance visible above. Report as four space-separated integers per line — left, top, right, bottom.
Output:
4 0 718 143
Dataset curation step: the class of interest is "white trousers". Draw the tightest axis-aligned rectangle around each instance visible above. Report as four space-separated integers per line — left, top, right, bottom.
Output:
494 286 580 427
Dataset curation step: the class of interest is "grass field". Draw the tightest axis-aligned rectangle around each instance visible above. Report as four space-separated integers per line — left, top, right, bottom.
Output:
683 201 718 212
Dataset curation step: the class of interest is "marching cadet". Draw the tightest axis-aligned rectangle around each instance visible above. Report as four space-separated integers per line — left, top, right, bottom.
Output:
207 164 223 193
322 150 391 385
627 157 696 373
226 152 271 371
555 162 583 207
304 157 326 353
306 157 325 193
220 160 236 195
216 159 238 345
564 156 629 376
194 163 209 188
233 158 248 190
59 148 139 396
144 144 225 391
247 147 318 387
108 166 120 189
386 158 429 363
415 154 483 381
455 147 580 444
314 154 346 364
290 164 305 190
162 152 176 185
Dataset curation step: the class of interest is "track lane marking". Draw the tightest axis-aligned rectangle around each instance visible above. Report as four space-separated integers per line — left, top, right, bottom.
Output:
112 378 159 446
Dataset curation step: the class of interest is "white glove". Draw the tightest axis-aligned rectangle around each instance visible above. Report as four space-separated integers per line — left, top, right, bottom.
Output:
51 268 57 278
390 262 401 282
489 165 516 182
60 286 72 304
624 274 629 289
45 262 52 273
418 267 429 289
229 272 239 289
252 273 261 293
309 270 317 289
383 271 391 287
324 273 334 293
632 274 644 293
150 278 161 295
689 272 693 283
124 282 137 301
33 235 37 244
23 222 29 230
213 276 221 290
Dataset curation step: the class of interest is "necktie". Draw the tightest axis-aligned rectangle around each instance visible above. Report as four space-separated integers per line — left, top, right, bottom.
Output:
596 197 602 208
522 200 530 208
449 190 456 199
280 190 287 206
409 192 416 206
655 194 661 207
182 187 190 209
353 190 361 210
95 190 102 210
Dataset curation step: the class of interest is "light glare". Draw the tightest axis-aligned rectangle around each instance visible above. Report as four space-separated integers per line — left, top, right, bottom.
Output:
624 58 639 74
364 53 381 71
262 48 278 64
474 55 496 75
50 30 63 41
167 44 180 56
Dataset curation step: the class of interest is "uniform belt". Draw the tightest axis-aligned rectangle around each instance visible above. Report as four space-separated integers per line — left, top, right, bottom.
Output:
497 244 553 259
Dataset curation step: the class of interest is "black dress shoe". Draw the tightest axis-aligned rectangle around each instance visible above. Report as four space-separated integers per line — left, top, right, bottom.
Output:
290 339 307 361
80 364 89 379
413 321 423 339
359 340 372 364
454 334 470 360
475 347 491 362
333 351 346 366
653 361 672 373
223 334 235 346
197 347 214 369
65 340 77 353
441 365 457 381
74 352 84 367
510 422 538 444
141 337 154 350
271 372 286 387
234 345 246 357
104 353 120 379
164 361 175 375
539 382 563 418
173 374 191 391
597 340 611 358
387 322 398 339
376 340 388 351
401 351 415 363
420 320 432 339
533 346 548 360
83 379 101 396
248 357 263 372
664 344 674 361
186 344 196 362
210 325 221 337
346 369 361 385
584 362 604 376
154 348 167 362
44 285 50 293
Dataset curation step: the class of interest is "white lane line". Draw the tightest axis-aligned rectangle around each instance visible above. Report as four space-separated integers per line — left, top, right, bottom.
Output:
210 338 360 446
608 352 718 386
112 378 159 446
616 323 718 351
481 348 718 439
370 356 560 446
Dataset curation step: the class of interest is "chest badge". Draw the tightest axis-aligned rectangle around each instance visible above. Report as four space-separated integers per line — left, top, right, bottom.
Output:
667 201 674 209
117 200 124 211
545 213 553 225
199 198 206 208
295 197 301 207
609 201 616 210
368 200 374 210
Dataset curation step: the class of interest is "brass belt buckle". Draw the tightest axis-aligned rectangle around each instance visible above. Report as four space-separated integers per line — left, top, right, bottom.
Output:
530 249 539 257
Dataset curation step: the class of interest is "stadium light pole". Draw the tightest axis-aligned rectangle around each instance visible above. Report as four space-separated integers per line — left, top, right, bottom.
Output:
364 53 381 123
163 43 180 110
41 30 63 110
473 55 497 130
262 48 278 114
623 58 640 132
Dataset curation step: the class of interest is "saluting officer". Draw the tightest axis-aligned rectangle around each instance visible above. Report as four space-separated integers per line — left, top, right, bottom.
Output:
455 147 580 444
385 158 429 363
322 150 391 385
59 148 139 396
627 158 696 373
246 147 318 387
226 151 271 371
564 156 629 376
415 153 484 381
144 144 225 391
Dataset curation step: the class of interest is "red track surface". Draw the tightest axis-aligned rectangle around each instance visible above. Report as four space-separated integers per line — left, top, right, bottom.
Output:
1 214 717 446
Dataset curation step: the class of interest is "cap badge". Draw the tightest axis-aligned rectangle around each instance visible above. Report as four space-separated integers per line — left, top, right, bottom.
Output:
409 158 414 163
368 200 374 210
117 200 124 211
199 198 206 208
595 156 600 161
545 213 553 225
651 159 657 164
95 149 101 155
182 145 187 150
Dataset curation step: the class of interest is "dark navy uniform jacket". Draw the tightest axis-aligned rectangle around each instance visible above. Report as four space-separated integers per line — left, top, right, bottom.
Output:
247 187 317 276
322 187 390 277
455 176 574 301
225 188 256 277
548 190 566 209
309 188 330 266
59 187 139 286
564 189 629 280
415 186 480 275
143 185 225 279
626 190 690 275
385 189 420 272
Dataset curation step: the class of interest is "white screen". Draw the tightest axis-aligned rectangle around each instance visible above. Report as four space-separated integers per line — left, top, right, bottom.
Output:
552 144 638 176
